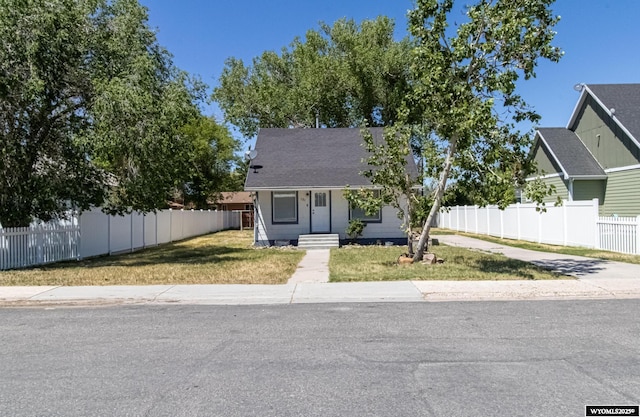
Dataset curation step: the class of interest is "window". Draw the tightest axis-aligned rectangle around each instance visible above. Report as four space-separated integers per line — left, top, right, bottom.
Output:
272 192 297 223
349 190 381 222
314 192 327 207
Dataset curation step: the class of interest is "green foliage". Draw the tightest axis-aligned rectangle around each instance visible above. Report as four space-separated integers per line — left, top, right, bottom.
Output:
177 116 240 209
0 0 105 227
523 177 563 212
345 219 366 241
212 17 415 138
0 0 236 226
406 0 562 260
344 125 422 252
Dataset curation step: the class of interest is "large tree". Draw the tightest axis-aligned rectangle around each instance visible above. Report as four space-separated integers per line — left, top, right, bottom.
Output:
0 0 105 227
0 0 220 227
407 0 562 261
212 16 414 138
176 115 241 209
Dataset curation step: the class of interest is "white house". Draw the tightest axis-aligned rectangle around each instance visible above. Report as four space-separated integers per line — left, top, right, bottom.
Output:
244 128 419 248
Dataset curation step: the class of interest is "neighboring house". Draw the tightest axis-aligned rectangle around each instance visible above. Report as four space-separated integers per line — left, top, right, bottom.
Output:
244 128 419 247
215 191 254 212
529 83 640 216
215 191 254 228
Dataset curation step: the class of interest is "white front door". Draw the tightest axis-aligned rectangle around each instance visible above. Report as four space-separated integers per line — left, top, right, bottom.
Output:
311 190 330 233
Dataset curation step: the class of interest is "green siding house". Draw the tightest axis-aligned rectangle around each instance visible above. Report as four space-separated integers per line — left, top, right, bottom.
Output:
529 84 640 216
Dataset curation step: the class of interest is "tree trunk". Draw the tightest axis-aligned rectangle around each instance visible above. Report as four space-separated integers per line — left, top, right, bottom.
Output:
405 173 414 256
413 135 458 262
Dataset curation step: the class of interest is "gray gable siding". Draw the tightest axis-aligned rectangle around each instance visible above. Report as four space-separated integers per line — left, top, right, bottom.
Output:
573 95 640 169
245 128 419 190
532 139 562 176
585 84 640 144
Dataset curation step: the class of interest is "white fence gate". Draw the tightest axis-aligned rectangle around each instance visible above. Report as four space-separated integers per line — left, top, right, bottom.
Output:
597 216 640 255
0 209 241 270
438 199 640 255
0 220 80 270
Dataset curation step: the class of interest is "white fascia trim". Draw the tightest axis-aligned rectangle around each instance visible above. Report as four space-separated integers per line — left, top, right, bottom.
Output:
566 87 589 129
525 172 561 181
571 175 608 180
567 85 640 151
536 130 570 180
246 186 370 191
605 164 640 174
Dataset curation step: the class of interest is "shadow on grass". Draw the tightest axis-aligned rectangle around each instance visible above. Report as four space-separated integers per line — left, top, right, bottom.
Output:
473 258 537 280
33 243 254 271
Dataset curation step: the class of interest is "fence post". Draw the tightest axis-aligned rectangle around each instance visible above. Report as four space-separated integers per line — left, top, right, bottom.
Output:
130 212 134 253
516 203 521 240
108 214 112 255
563 202 568 246
486 206 490 236
169 209 173 243
538 208 542 244
593 198 600 250
636 215 640 255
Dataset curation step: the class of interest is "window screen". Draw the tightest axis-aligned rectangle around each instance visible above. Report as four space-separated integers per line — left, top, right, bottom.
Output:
272 192 297 223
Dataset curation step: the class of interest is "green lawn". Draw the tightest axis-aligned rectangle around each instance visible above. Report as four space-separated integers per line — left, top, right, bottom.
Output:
329 244 566 282
0 230 304 286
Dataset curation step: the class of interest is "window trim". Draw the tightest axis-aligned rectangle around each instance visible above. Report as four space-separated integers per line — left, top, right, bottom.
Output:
272 191 298 224
348 190 382 223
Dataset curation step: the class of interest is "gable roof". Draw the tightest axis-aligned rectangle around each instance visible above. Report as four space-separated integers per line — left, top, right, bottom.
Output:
244 128 419 190
535 128 606 179
568 83 640 150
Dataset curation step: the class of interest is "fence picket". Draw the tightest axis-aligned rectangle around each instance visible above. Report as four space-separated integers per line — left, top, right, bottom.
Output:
1 210 240 270
438 201 640 255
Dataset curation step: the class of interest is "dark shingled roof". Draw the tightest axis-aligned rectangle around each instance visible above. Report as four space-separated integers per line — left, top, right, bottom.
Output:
537 128 606 177
245 128 419 189
586 84 640 143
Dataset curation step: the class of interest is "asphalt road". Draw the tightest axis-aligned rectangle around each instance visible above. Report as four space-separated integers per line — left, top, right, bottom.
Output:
1 301 638 417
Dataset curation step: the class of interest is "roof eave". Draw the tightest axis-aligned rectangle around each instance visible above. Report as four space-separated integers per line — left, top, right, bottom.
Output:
536 130 570 180
567 174 608 180
245 185 375 191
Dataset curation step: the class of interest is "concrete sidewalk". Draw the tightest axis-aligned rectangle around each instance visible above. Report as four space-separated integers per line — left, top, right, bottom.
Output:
436 234 640 280
287 249 330 284
1 235 640 306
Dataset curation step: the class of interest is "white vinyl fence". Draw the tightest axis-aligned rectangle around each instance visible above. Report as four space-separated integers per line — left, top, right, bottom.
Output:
438 198 640 255
0 208 241 270
597 216 640 255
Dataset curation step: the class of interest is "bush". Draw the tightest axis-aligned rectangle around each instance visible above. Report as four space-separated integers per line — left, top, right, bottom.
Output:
346 219 366 242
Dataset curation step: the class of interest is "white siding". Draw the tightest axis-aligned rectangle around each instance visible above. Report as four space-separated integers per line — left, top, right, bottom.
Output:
254 191 310 244
331 192 405 239
253 189 405 244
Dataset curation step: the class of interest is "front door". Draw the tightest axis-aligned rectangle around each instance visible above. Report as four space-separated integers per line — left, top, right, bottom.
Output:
311 190 330 233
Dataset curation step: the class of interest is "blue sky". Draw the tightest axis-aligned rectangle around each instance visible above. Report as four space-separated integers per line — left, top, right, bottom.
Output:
140 0 640 145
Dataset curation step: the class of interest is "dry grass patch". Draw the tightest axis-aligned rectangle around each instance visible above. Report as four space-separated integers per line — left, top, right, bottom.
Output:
0 230 304 286
330 244 566 282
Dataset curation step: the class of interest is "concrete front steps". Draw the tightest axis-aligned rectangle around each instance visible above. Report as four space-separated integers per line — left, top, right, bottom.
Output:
298 234 340 250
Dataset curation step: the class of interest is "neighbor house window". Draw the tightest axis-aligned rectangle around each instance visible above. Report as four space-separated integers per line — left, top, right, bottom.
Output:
272 191 298 223
349 190 381 222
